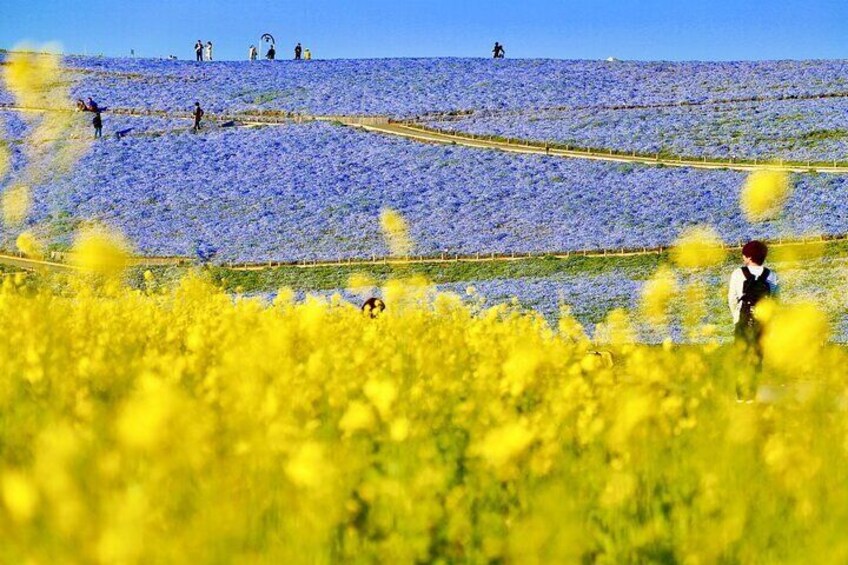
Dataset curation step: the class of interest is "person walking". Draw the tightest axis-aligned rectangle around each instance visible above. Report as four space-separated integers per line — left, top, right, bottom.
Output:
492 42 505 58
295 43 302 60
192 102 204 132
728 240 778 400
249 45 258 61
304 48 312 61
195 40 203 62
205 41 213 61
92 111 102 139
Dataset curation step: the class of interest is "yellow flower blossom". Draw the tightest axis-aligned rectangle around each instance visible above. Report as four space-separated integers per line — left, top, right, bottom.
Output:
640 265 678 327
2 184 31 226
2 471 39 523
741 170 792 222
15 231 43 259
670 226 726 269
379 208 413 257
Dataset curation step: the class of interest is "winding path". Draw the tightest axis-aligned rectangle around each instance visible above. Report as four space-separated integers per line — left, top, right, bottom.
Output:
3 103 848 271
4 103 848 173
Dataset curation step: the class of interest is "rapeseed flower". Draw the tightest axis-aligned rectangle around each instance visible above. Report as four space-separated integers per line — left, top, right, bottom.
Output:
380 208 413 257
670 226 726 269
2 185 30 226
741 170 792 222
15 231 43 258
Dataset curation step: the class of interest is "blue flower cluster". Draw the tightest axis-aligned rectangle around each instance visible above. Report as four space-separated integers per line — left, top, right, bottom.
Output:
426 98 848 162
7 121 848 263
3 55 847 118
0 110 192 141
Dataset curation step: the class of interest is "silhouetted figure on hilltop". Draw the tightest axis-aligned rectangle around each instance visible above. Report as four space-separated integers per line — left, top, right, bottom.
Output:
295 43 302 60
195 40 203 62
266 46 276 60
493 42 505 58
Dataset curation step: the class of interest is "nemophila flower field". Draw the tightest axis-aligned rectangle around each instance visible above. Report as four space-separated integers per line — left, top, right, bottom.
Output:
427 97 848 162
3 55 848 117
7 121 848 262
0 109 188 141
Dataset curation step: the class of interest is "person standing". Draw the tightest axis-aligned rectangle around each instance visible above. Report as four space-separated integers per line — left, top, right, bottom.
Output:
205 41 213 61
728 240 778 400
295 43 302 60
92 111 102 139
195 40 203 62
304 48 312 61
492 42 505 58
266 45 276 60
249 45 258 61
192 102 204 132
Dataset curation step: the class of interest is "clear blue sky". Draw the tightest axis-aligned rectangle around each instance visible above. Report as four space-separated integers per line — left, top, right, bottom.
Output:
0 0 845 61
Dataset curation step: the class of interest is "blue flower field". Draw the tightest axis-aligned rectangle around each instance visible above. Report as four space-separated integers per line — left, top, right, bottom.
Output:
6 120 848 262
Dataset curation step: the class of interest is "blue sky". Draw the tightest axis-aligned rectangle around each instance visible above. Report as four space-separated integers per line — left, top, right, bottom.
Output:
0 0 845 61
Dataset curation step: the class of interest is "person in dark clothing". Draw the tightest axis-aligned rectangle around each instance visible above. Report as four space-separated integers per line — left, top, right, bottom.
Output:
728 240 779 401
362 297 385 319
295 43 302 60
192 102 204 132
92 112 102 138
195 40 203 62
266 45 276 60
493 42 505 58
87 97 99 112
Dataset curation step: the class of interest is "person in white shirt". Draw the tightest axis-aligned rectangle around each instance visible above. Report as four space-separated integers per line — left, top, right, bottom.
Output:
249 45 258 61
728 240 777 400
205 41 213 61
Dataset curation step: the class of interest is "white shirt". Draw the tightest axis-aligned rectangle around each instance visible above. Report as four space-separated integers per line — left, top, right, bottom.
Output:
728 265 778 324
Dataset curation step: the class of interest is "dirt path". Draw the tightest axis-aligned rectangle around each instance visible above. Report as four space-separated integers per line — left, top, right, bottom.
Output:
4 103 848 172
349 122 848 174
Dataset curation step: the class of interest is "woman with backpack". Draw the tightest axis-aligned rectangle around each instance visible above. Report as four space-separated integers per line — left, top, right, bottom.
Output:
728 240 778 400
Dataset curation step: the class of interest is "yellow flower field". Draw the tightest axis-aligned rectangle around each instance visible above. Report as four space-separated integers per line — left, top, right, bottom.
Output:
0 258 846 563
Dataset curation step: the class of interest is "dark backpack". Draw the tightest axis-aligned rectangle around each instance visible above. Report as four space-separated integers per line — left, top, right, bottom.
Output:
739 267 771 326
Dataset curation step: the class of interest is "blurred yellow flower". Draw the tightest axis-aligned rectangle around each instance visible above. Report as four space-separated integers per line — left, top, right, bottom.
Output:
286 442 331 489
347 272 376 298
71 224 131 276
762 302 829 373
15 231 43 259
339 401 376 436
2 471 39 523
741 170 792 222
670 226 726 269
640 265 678 327
380 208 413 257
474 421 534 469
2 185 31 226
